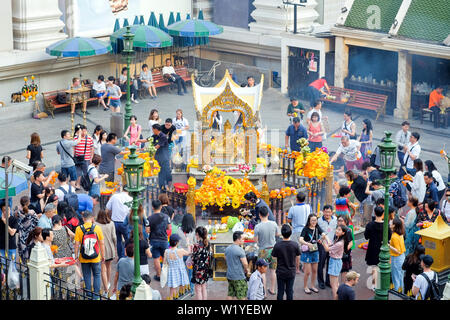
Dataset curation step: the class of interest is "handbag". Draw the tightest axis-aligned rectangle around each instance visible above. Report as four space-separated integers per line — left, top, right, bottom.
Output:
74 137 88 166
185 255 193 269
160 263 168 288
309 228 319 252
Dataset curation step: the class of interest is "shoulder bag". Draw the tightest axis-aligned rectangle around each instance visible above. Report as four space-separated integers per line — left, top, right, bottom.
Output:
74 138 88 166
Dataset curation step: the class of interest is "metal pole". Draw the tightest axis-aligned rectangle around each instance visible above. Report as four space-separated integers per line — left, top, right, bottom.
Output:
374 174 392 300
293 4 298 34
124 53 132 133
4 156 9 253
131 192 142 294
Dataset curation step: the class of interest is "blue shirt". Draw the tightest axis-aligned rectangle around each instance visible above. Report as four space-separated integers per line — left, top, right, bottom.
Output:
287 203 311 234
37 215 52 229
424 182 439 204
285 124 307 151
77 193 93 213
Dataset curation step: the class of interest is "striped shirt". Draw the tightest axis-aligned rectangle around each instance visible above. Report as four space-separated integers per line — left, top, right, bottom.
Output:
73 135 94 160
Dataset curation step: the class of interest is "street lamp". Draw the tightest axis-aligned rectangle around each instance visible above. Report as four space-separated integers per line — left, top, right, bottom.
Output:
122 145 145 295
375 131 397 300
122 26 135 134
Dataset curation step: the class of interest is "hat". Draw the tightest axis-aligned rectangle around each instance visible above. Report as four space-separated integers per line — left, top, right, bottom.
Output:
420 254 433 267
255 258 269 267
44 203 55 212
170 234 181 242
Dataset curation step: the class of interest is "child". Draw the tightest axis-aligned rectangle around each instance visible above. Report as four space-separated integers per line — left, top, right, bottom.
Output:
106 76 122 113
321 225 348 300
164 234 191 299
93 75 109 111
335 186 357 223
389 217 406 292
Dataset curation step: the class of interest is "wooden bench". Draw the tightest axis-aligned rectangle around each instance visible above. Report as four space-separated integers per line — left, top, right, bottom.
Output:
42 83 100 118
138 66 191 99
320 86 388 120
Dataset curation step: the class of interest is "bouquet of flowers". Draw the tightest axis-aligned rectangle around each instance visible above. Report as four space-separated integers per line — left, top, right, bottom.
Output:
147 137 156 157
238 164 251 174
202 165 213 174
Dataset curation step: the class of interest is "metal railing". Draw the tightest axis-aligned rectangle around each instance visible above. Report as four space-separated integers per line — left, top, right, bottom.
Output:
0 257 30 300
44 271 108 300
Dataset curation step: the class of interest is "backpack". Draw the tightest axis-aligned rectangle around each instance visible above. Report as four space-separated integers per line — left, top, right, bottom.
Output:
421 272 442 300
393 181 408 209
59 185 79 212
80 224 100 260
80 167 94 192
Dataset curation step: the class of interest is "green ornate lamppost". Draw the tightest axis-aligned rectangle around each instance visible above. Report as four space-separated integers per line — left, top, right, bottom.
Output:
122 26 135 133
374 131 397 300
122 145 145 294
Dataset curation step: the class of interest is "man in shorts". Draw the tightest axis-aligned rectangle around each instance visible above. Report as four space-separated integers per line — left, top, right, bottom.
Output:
225 231 249 300
148 199 170 282
106 76 122 113
254 206 279 296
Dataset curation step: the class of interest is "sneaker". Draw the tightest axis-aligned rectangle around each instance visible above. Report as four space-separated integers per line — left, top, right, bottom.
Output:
319 283 326 290
178 92 184 96
85 110 91 115
153 275 160 282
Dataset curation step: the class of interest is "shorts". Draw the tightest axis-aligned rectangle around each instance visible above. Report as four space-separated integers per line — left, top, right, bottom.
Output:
328 257 343 277
109 99 121 108
301 250 319 264
227 279 248 299
150 240 168 259
96 92 109 98
61 166 77 182
258 248 277 269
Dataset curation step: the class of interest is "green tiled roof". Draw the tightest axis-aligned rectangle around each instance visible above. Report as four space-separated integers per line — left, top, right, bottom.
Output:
397 0 450 43
344 0 403 33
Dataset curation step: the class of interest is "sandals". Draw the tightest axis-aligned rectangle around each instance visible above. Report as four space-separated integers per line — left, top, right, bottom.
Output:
310 287 319 293
304 288 312 294
268 289 276 295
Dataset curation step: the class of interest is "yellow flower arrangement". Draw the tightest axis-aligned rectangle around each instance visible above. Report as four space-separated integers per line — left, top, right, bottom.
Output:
194 167 260 211
293 148 330 180
256 157 267 168
117 151 160 178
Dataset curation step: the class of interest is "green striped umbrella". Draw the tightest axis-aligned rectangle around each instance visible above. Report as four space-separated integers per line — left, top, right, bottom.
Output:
196 10 209 46
110 24 172 51
46 37 112 57
167 18 223 37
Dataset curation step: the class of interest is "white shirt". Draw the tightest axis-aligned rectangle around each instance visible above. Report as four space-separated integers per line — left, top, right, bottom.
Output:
403 142 421 169
307 108 323 122
336 140 361 162
106 192 133 222
413 271 436 299
93 134 102 156
172 117 189 137
431 170 446 191
55 184 70 202
395 129 411 149
341 120 355 137
408 171 426 203
93 81 106 92
162 66 176 75
148 119 161 131
442 200 450 221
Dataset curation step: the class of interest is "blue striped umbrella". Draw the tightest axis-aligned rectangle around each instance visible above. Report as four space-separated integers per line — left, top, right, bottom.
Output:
110 25 172 52
167 18 223 37
46 37 112 57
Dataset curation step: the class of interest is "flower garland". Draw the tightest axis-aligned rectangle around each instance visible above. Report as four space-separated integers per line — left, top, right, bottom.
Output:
194 167 260 211
293 147 330 180
117 151 160 178
269 187 297 199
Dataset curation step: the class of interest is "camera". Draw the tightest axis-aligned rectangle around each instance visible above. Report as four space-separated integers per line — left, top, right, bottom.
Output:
11 159 33 174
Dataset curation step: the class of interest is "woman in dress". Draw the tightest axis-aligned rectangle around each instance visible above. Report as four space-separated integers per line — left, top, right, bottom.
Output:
389 217 406 292
340 110 357 139
416 198 448 228
51 215 75 282
173 109 189 157
177 214 196 295
358 119 373 160
26 132 43 167
307 112 325 152
407 159 426 203
148 109 161 130
321 225 348 300
424 160 446 201
299 214 326 294
140 64 157 99
124 115 142 147
402 244 425 294
401 196 420 255
92 125 103 156
163 234 191 299
96 210 116 294
192 226 211 300
87 154 108 197
16 196 40 262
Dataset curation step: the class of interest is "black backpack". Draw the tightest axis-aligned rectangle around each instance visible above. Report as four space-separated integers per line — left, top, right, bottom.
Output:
59 185 79 212
80 167 94 192
421 272 442 300
392 180 408 209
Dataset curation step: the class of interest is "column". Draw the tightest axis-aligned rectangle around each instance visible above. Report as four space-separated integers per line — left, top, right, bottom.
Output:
28 242 50 300
334 36 349 88
0 0 14 51
394 51 412 120
12 0 67 51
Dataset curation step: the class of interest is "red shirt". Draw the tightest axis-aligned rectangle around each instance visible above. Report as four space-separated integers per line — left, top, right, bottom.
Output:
309 78 327 90
73 135 94 160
